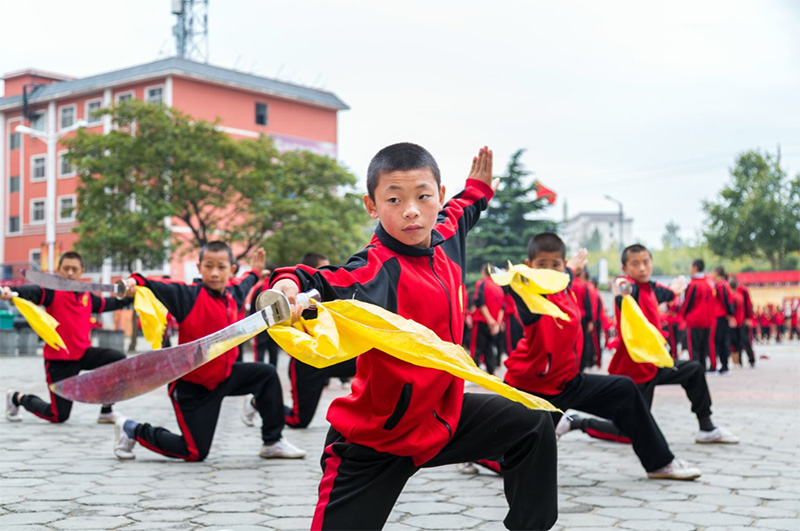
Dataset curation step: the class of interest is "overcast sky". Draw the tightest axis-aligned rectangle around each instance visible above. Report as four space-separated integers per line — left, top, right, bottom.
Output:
2 0 798 248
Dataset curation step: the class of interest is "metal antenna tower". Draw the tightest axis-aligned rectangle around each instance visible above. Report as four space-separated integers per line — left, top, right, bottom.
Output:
172 0 209 62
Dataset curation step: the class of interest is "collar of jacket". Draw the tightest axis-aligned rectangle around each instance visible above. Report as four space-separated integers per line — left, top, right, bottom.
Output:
375 222 444 257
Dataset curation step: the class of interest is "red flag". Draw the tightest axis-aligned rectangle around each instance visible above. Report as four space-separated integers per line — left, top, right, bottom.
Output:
534 181 557 204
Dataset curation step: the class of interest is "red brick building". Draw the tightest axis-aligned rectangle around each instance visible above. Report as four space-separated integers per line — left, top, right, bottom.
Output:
0 57 348 284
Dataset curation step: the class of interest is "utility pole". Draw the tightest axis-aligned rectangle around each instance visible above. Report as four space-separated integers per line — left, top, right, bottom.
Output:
604 194 624 251
172 0 209 63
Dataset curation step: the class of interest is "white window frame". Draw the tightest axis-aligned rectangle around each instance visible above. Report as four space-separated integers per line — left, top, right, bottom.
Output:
30 198 46 225
85 98 104 125
9 175 20 194
7 216 21 235
58 104 77 131
30 155 47 182
29 249 42 271
58 194 77 222
144 84 165 104
9 132 21 150
58 150 76 179
30 111 46 132
115 91 135 104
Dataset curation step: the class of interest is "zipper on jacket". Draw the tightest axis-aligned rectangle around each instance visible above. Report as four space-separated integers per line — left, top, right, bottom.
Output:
537 353 552 376
432 410 452 438
428 256 455 343
383 383 413 430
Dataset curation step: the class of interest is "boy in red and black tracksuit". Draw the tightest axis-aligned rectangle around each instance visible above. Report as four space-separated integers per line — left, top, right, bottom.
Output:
502 285 524 356
471 265 506 374
710 266 735 374
113 243 305 462
275 252 357 429
682 259 715 371
729 276 755 367
583 270 602 368
271 144 557 531
501 234 701 481
597 245 739 444
570 268 594 371
4 251 132 424
663 299 684 359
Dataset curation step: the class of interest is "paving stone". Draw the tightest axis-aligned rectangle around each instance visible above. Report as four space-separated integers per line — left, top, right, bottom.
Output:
463 507 507 521
672 511 753 526
199 501 262 512
594 507 671 520
621 490 688 501
263 505 316 518
267 517 315 529
571 495 641 507
617 521 696 531
49 516 133 529
74 494 140 505
554 513 620 527
740 489 800 500
755 519 800 531
0 512 63 525
394 502 466 515
191 512 270 526
722 506 798 519
692 494 763 507
127 510 205 522
403 514 482 529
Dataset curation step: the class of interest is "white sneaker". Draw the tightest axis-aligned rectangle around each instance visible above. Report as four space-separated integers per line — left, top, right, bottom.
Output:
6 389 21 422
259 438 306 459
113 417 136 460
456 462 479 475
241 396 257 427
647 458 701 480
97 411 118 424
696 426 740 444
555 414 573 440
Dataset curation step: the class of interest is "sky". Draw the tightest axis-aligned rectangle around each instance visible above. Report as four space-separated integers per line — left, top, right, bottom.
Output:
2 0 798 249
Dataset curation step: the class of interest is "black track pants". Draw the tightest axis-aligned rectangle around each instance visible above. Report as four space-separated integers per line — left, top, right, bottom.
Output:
284 357 357 428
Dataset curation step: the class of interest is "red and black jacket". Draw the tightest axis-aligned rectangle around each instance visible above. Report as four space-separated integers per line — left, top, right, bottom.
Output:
682 274 714 328
713 279 735 319
14 285 132 361
503 269 583 396
608 277 674 384
270 179 492 466
473 277 505 323
130 271 259 390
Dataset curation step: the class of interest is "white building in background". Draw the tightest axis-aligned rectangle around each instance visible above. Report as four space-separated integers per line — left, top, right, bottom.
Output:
562 212 634 254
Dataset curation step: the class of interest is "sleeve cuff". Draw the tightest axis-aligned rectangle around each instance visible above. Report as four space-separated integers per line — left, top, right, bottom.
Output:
269 273 301 290
465 178 495 201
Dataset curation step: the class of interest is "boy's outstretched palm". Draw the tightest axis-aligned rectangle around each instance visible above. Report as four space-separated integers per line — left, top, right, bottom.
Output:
469 146 499 192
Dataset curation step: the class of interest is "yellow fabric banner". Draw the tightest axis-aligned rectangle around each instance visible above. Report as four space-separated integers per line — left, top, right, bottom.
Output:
13 297 67 351
491 263 571 321
620 295 674 368
134 287 169 350
269 299 558 412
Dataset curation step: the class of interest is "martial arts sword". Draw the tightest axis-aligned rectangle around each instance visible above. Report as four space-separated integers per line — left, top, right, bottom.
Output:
51 289 319 404
23 270 128 298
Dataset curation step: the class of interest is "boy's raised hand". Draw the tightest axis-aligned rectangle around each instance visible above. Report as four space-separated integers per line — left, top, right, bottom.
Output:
567 248 588 275
250 248 266 276
469 146 499 192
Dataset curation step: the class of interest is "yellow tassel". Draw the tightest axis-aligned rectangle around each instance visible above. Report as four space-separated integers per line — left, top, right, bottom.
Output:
134 287 169 350
490 264 571 321
269 299 558 412
12 297 67 351
620 295 674 368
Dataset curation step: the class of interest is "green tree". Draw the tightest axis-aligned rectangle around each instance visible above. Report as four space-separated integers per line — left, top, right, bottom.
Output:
65 101 369 268
703 150 800 270
466 149 555 275
661 220 684 249
580 228 603 252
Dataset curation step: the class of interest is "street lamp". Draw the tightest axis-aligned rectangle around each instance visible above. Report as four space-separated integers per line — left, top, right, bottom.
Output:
16 119 88 271
604 194 624 251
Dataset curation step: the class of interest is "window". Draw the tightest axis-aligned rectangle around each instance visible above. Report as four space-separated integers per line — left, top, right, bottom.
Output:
31 155 46 182
9 132 20 150
145 86 164 104
30 112 46 132
115 91 134 103
31 199 46 224
58 196 76 221
59 152 76 178
59 105 76 130
29 250 42 271
85 99 103 125
8 216 20 234
9 176 20 193
255 102 268 125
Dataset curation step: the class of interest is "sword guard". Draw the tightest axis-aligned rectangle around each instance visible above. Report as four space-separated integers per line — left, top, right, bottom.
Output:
113 280 128 299
255 288 320 325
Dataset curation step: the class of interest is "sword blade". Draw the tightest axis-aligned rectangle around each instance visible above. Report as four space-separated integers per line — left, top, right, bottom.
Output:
51 304 284 403
24 270 125 297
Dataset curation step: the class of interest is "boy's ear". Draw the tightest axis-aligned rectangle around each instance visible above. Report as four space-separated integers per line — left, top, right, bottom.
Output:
363 194 379 220
524 258 532 267
438 185 446 205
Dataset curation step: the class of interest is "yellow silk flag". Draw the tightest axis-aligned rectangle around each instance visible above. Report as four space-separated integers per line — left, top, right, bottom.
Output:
269 299 558 412
620 295 674 368
134 287 169 350
12 297 67 351
491 263 571 321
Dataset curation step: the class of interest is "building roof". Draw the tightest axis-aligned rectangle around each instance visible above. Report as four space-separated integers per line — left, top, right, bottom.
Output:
565 212 634 223
0 57 348 111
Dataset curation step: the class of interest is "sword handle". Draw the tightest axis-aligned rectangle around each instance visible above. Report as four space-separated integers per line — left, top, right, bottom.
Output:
296 289 321 310
113 280 128 299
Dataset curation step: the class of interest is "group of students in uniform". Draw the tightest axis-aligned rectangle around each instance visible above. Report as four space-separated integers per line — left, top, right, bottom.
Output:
2 142 748 530
754 301 800 343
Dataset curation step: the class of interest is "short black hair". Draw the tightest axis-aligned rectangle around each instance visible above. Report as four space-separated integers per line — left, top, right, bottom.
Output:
199 241 233 264
729 276 738 290
527 232 566 260
692 259 705 272
58 251 83 268
621 244 651 265
713 265 727 279
300 252 329 268
366 142 441 200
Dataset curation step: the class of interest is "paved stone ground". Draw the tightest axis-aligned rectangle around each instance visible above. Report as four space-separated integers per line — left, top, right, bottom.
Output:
0 341 798 530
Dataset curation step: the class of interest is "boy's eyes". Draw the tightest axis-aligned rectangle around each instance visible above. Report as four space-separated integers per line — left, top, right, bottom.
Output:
387 197 400 203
